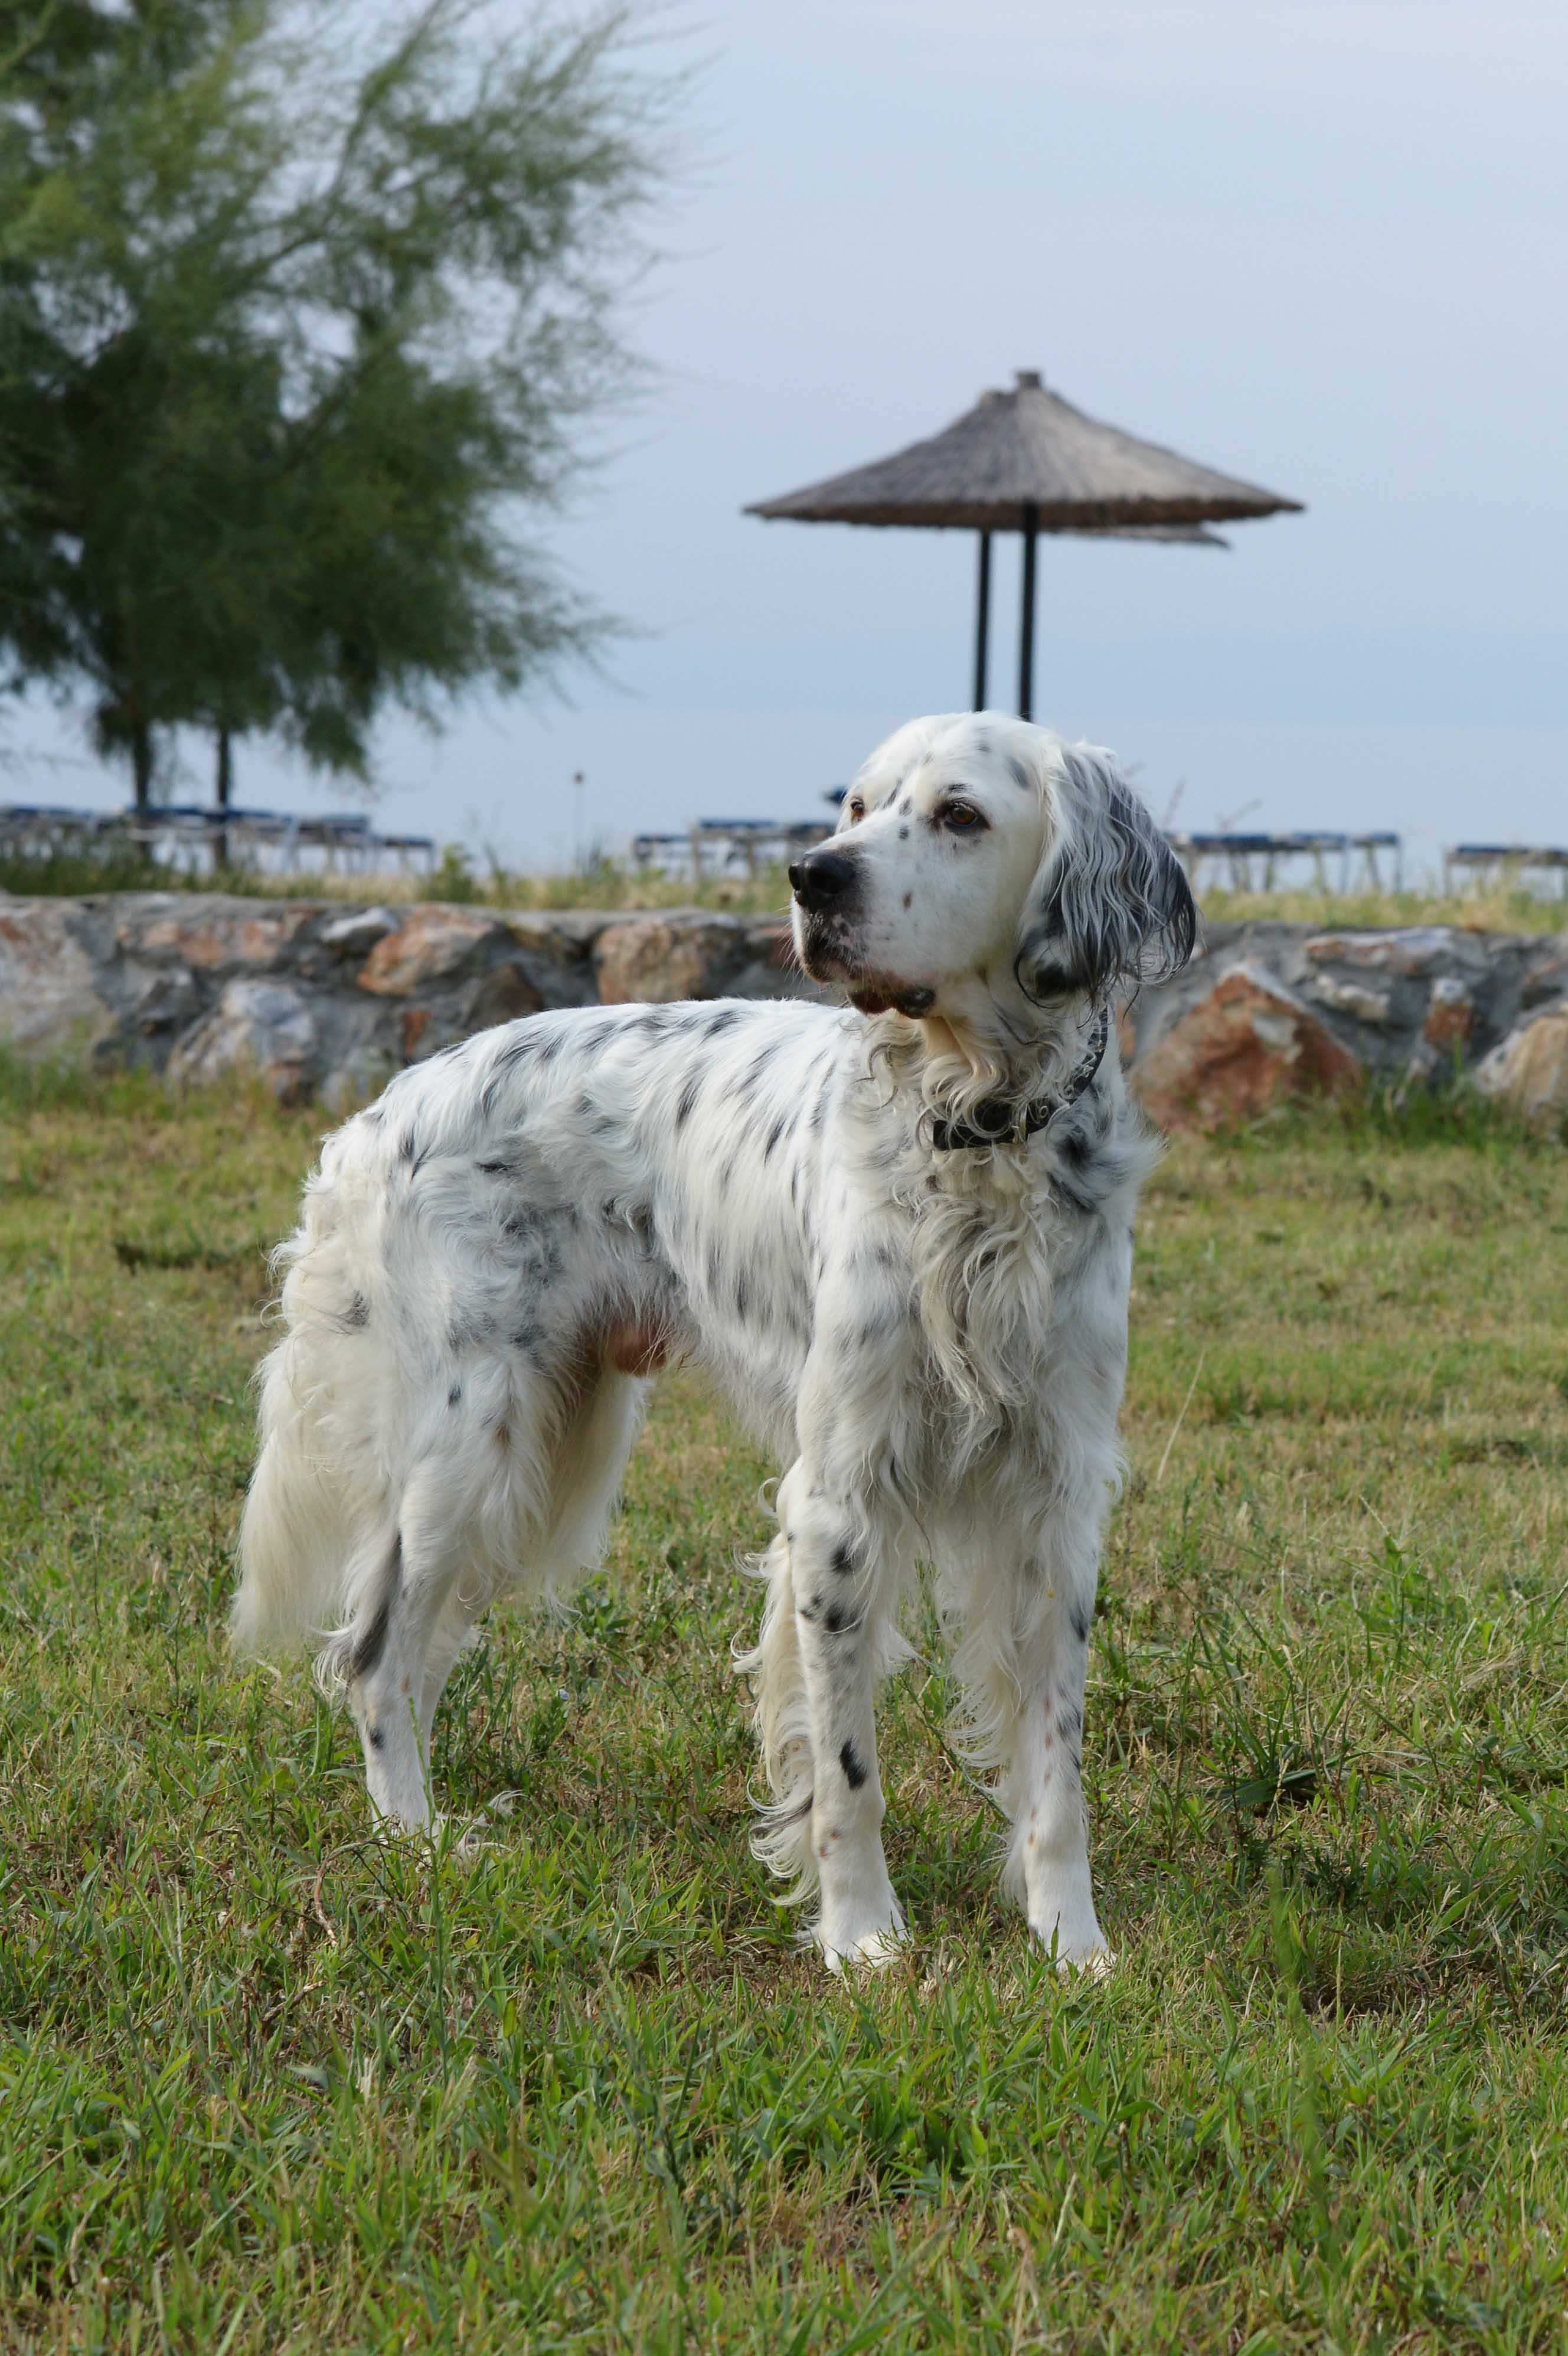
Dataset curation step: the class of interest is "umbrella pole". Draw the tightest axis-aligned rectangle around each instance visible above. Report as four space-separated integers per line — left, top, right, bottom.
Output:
1018 501 1038 719
972 531 991 709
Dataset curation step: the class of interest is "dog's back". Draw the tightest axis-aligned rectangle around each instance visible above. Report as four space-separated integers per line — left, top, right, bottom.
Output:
233 996 845 1681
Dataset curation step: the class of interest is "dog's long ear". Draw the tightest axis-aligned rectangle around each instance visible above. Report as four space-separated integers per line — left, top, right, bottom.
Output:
1014 743 1197 1005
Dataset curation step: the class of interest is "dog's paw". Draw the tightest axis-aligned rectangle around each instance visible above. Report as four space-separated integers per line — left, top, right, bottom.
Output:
1030 1910 1115 1979
1054 1937 1116 1981
813 1894 908 1975
1026 1863 1113 1979
828 1925 908 1975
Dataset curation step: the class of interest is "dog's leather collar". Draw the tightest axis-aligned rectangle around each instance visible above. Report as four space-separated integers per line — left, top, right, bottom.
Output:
930 1007 1111 1153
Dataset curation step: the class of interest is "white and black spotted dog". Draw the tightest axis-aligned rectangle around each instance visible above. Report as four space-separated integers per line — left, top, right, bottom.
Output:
234 712 1195 1972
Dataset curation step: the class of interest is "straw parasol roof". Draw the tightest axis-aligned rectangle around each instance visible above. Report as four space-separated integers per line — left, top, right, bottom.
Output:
744 369 1301 715
1085 524 1227 546
746 370 1301 533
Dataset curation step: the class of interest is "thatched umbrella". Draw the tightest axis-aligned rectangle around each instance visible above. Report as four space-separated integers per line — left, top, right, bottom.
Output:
746 369 1304 717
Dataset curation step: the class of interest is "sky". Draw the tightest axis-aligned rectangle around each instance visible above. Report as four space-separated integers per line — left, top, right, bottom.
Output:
12 0 1568 878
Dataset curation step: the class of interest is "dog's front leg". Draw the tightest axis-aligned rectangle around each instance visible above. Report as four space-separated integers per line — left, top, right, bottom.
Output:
991 1498 1112 1975
778 1466 905 1971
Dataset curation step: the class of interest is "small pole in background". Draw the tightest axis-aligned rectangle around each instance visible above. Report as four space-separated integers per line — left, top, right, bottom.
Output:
972 530 991 710
1017 500 1039 720
573 769 586 872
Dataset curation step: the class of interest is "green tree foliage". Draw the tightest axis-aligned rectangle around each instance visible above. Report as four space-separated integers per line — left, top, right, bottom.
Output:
0 0 665 808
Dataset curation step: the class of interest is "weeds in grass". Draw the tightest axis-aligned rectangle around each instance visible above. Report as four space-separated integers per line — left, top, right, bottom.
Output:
1198 880 1568 936
0 842 182 899
1220 1076 1566 1154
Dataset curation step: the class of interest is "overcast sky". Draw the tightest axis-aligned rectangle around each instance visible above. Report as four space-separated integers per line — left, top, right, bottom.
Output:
15 0 1568 875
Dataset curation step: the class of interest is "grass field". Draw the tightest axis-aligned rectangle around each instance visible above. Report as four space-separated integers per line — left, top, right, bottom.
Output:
2 1059 1567 2352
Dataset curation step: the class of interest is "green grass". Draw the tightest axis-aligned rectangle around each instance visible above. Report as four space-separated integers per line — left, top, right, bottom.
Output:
2 1062 1567 2352
1191 882 1568 937
0 839 788 914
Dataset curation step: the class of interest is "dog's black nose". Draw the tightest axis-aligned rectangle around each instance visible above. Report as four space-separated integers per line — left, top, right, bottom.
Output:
789 849 856 911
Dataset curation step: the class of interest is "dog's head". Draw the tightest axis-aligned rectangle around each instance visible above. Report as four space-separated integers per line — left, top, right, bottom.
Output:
789 713 1196 1026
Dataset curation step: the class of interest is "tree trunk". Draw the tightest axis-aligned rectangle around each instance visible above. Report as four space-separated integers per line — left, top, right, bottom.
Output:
131 715 153 814
215 726 233 869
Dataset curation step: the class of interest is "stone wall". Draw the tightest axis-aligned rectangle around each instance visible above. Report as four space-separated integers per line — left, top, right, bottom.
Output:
1 891 1564 1129
1128 920 1567 1129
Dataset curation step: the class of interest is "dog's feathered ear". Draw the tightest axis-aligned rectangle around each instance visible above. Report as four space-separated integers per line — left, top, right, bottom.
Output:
1014 743 1197 1005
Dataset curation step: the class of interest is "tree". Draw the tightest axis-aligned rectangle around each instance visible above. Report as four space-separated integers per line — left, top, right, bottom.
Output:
0 0 667 810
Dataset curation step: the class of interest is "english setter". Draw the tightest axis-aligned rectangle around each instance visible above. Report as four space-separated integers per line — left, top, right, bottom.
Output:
234 712 1195 1971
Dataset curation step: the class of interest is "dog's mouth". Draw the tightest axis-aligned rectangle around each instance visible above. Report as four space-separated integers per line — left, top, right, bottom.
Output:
796 919 936 1019
845 977 936 1018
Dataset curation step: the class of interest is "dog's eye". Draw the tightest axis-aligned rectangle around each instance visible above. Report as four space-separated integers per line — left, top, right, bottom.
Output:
942 801 987 833
845 797 865 824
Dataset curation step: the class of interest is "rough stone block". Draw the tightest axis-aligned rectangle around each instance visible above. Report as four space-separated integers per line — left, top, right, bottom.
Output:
1474 1007 1568 1127
0 902 113 1055
120 962 201 1038
356 905 502 996
1312 972 1395 1026
594 915 742 1004
462 962 546 1030
1520 953 1568 1010
166 978 318 1102
1304 926 1487 978
1132 962 1365 1131
319 906 398 955
501 915 596 964
1422 975 1475 1052
122 900 313 971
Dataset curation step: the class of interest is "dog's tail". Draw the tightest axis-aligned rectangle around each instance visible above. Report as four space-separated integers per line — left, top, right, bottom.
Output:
232 1144 398 1660
233 1342 351 1656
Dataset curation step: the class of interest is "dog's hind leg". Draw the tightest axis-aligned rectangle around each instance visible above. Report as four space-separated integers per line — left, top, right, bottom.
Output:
336 1465 479 1829
411 1369 650 1808
529 1369 649 1608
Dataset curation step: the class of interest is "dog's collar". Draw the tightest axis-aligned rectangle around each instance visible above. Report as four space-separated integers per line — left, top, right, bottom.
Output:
929 1007 1110 1153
